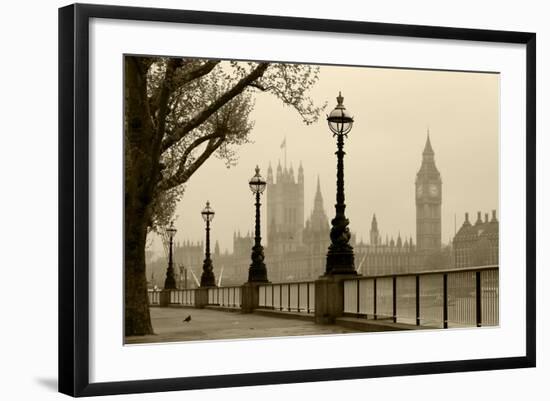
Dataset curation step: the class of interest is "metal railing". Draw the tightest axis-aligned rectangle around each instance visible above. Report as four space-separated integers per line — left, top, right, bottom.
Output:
170 289 196 306
343 265 499 328
258 281 315 313
147 288 161 305
207 286 242 308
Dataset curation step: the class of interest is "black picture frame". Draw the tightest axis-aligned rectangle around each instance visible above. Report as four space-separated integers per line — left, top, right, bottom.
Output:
59 3 536 397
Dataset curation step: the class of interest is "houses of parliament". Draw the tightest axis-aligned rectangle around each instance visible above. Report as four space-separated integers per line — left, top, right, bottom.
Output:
148 134 499 287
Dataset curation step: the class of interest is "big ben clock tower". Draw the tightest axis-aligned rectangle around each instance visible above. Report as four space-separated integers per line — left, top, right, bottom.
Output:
415 133 442 251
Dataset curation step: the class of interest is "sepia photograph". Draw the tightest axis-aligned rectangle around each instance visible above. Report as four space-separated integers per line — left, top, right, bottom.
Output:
124 55 499 344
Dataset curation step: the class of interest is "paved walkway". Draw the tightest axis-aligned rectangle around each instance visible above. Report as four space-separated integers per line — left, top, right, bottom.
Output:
125 307 361 344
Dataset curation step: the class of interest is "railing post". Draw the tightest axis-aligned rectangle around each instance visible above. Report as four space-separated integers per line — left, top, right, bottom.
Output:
194 287 210 308
297 284 300 312
307 283 310 313
373 278 377 320
415 275 420 326
356 280 360 315
280 285 283 311
241 283 260 313
392 276 397 323
476 271 482 327
443 273 448 329
288 283 291 312
159 289 171 307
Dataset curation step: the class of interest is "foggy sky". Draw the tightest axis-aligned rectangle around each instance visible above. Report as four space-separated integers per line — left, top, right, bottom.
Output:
149 64 499 258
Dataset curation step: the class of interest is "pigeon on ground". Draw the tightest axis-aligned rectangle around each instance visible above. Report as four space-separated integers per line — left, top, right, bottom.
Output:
183 315 191 323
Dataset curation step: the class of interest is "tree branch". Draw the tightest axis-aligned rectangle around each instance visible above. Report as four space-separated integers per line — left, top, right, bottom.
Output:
161 62 269 153
163 61 221 119
154 58 181 142
143 59 182 197
177 60 220 85
250 80 314 125
175 131 225 175
159 136 225 191
248 82 275 92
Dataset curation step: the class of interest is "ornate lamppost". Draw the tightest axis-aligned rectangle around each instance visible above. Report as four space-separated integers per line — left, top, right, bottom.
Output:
325 92 357 275
200 201 216 287
163 221 177 289
248 166 268 282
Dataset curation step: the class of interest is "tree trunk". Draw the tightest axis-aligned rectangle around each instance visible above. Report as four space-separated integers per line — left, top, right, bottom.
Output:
124 57 156 336
125 205 153 336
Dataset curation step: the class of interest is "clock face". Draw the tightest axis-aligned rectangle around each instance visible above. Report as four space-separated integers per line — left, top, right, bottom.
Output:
416 185 423 197
429 184 438 196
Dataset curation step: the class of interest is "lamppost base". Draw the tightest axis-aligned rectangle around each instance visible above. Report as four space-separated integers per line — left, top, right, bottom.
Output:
248 262 269 283
200 273 216 288
163 276 176 290
200 256 216 288
325 249 356 275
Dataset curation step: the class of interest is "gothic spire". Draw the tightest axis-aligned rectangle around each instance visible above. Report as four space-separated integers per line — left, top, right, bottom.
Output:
417 129 440 179
313 175 324 212
306 175 329 232
267 162 274 184
423 129 434 156
371 213 378 229
370 214 379 246
475 211 483 225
